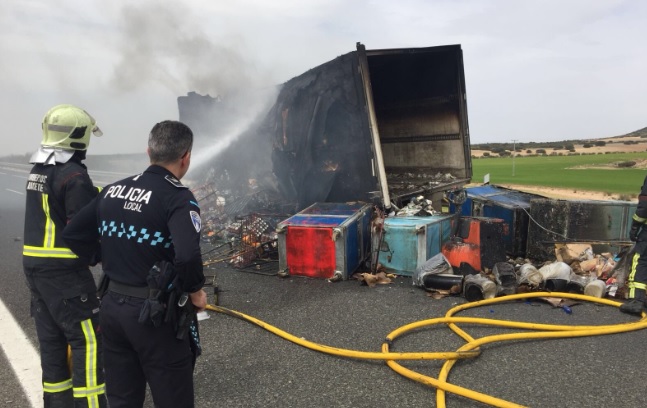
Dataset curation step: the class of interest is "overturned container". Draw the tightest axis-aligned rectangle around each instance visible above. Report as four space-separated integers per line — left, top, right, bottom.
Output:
276 202 372 280
442 216 507 273
526 199 637 261
377 215 453 276
266 43 472 211
451 184 545 257
178 43 472 213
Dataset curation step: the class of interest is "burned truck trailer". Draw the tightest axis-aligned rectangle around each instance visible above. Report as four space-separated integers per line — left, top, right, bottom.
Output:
179 43 472 212
268 43 472 210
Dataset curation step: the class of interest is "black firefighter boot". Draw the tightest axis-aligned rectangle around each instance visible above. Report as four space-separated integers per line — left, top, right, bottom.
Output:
620 289 646 316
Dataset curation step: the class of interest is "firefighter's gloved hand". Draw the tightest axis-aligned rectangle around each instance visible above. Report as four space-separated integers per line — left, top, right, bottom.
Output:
630 221 642 241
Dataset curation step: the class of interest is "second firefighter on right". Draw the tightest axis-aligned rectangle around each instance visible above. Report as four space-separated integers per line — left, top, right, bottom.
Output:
622 174 647 315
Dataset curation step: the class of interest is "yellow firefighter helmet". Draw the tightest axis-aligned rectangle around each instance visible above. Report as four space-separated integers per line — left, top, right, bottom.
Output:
41 104 103 151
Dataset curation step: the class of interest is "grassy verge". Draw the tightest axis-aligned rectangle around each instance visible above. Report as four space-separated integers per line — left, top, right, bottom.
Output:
471 152 647 195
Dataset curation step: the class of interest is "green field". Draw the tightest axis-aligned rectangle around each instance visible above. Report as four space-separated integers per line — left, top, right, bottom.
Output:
471 152 647 196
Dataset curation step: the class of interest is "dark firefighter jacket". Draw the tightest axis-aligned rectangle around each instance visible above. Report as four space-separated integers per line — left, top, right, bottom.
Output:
635 176 647 220
632 175 647 240
23 158 99 272
62 165 205 293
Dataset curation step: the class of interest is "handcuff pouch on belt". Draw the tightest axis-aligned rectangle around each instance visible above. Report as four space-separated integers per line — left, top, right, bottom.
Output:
138 260 180 327
137 260 201 364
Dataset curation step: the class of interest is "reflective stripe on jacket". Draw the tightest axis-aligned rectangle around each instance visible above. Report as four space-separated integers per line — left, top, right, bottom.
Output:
23 159 98 270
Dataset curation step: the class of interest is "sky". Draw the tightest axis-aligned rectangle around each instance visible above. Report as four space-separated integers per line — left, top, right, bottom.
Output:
1 0 646 156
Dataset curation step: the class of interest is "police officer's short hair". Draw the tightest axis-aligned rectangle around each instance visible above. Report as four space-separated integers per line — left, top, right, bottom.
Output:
148 121 193 164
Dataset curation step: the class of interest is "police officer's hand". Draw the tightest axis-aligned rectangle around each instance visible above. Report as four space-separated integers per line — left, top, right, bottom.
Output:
190 289 207 312
630 221 641 242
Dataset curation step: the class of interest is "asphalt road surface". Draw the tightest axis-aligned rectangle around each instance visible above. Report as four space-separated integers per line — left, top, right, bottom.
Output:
1 161 646 408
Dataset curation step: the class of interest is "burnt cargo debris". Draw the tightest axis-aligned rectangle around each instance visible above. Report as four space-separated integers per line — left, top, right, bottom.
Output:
179 42 472 213
526 199 637 261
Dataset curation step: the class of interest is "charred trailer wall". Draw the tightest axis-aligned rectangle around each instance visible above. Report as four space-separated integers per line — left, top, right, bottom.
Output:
266 52 378 211
178 43 473 212
266 43 472 211
526 199 637 261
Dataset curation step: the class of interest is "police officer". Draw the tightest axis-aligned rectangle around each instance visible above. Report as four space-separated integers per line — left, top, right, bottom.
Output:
23 104 107 407
63 120 207 408
621 175 647 315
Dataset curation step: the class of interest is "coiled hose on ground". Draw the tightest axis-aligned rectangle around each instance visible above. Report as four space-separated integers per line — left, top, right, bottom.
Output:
205 292 647 408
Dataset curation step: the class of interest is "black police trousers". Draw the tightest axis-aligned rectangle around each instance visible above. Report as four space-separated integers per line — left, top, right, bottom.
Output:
100 291 195 408
25 268 106 408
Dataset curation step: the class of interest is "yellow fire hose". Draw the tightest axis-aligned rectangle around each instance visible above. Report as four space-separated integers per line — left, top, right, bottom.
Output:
205 292 647 408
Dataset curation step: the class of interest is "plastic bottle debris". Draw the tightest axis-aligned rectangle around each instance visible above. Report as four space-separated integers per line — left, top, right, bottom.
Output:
492 262 518 295
519 264 542 287
566 272 595 294
584 279 607 298
463 274 497 301
539 262 572 281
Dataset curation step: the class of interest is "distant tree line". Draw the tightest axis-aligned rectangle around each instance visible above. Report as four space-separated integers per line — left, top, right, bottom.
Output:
618 127 647 138
472 140 607 154
472 125 647 153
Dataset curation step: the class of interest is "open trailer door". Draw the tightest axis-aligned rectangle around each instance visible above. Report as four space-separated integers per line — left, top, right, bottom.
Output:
360 43 473 209
356 42 392 209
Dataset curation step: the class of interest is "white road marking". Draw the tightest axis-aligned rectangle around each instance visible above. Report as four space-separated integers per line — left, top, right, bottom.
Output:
0 298 42 408
7 189 24 195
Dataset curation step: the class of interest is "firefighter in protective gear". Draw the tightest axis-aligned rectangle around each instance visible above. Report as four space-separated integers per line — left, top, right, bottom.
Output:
35 104 103 164
63 120 206 408
23 104 107 407
621 174 647 315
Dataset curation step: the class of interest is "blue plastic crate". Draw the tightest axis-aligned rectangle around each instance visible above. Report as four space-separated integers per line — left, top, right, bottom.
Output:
377 215 453 276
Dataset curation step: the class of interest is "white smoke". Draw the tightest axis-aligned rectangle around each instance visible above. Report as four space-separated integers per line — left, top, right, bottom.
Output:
109 1 280 177
188 86 278 171
111 2 272 96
